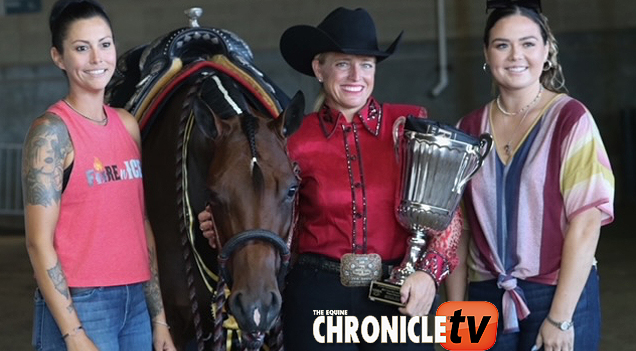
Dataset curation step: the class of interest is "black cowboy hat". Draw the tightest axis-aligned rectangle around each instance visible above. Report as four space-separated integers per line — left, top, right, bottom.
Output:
279 7 403 76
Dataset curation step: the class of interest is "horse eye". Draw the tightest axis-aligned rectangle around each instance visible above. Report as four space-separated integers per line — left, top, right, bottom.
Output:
207 191 223 207
286 185 298 199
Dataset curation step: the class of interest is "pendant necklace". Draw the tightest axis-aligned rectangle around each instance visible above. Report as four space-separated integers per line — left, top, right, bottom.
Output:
496 85 543 116
498 85 543 156
63 99 108 125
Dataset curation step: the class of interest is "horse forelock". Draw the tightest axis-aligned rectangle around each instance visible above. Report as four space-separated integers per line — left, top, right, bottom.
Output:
241 113 262 179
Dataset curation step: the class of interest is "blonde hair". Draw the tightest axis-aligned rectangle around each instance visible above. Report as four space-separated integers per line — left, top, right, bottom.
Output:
312 53 327 112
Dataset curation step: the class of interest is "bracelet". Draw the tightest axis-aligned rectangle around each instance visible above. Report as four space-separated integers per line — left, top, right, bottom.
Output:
545 315 574 331
414 250 450 288
153 320 171 329
62 325 83 339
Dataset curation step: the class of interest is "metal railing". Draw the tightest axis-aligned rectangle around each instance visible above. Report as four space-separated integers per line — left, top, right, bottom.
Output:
0 143 23 215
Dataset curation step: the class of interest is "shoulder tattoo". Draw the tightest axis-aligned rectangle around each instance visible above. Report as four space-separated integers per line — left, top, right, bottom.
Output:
22 115 72 207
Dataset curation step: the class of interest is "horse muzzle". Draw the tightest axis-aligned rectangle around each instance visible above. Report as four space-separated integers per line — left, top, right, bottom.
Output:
218 229 289 332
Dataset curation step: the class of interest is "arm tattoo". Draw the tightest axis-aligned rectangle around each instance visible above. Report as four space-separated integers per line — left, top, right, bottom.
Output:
47 260 69 299
143 246 164 319
22 115 72 207
47 260 75 313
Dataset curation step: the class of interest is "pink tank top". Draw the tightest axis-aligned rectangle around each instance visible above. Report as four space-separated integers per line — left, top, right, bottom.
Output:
48 101 150 287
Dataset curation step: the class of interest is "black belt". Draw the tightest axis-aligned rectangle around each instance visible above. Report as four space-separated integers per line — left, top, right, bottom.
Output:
296 253 395 278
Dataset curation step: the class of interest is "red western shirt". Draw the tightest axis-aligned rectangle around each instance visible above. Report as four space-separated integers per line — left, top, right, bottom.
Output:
289 97 435 262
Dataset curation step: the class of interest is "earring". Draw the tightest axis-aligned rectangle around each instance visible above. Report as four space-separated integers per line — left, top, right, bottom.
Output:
317 78 323 83
483 62 488 72
543 60 553 71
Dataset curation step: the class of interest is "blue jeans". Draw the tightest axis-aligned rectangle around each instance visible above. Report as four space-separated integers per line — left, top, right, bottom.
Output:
32 283 152 351
468 267 600 351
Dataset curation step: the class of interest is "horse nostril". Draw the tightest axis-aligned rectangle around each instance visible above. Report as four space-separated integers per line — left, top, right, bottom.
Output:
270 291 281 310
229 292 245 315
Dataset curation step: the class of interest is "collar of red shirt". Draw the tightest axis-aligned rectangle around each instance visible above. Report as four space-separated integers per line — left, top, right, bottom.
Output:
318 97 382 139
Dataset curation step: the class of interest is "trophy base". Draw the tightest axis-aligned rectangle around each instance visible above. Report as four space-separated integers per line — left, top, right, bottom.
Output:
368 280 405 307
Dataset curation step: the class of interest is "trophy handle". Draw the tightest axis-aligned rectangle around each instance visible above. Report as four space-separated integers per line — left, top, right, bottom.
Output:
392 116 406 163
456 133 493 190
476 133 494 167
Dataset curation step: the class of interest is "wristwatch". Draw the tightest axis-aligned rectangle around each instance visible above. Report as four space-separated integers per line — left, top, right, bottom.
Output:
546 315 573 331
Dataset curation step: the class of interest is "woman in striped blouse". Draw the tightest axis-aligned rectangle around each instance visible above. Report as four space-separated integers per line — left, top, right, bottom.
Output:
447 1 614 351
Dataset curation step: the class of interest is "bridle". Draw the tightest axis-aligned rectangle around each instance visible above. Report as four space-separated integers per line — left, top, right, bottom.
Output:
206 174 298 351
203 147 299 351
217 228 292 290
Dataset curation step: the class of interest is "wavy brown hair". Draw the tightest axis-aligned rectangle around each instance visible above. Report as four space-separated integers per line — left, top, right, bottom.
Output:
484 5 568 94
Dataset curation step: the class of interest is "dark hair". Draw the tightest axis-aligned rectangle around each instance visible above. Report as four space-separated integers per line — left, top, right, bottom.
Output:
484 5 567 93
49 0 112 52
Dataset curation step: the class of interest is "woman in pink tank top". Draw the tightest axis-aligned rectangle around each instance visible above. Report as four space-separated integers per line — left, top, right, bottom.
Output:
21 1 175 350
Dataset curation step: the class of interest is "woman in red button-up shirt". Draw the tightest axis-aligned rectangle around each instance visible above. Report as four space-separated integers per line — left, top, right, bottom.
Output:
276 7 463 351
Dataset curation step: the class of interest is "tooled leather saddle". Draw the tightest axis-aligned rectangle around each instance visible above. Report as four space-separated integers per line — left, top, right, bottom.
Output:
105 25 290 129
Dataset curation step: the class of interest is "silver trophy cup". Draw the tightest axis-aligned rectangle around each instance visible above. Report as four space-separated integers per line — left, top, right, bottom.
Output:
369 116 492 306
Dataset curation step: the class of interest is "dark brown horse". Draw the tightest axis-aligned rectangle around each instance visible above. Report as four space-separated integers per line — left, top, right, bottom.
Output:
106 24 304 351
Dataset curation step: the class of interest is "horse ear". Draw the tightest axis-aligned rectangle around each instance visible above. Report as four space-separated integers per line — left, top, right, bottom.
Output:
277 90 306 137
192 97 217 140
192 96 231 140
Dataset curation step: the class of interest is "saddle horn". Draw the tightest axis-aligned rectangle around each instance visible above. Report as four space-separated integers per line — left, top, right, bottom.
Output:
185 7 203 28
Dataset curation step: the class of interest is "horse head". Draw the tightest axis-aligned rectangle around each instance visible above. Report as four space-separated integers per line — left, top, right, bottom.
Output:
190 71 304 335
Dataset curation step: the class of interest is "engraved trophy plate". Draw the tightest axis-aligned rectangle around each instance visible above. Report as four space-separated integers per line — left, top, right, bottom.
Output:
368 280 405 307
369 116 492 306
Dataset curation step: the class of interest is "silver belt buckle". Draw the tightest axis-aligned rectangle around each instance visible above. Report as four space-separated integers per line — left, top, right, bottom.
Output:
340 253 382 287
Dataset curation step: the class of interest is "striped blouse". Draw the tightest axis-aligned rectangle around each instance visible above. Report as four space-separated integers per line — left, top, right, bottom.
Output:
458 94 614 332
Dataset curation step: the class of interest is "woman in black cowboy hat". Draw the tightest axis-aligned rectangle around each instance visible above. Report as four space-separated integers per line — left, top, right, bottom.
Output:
278 7 463 350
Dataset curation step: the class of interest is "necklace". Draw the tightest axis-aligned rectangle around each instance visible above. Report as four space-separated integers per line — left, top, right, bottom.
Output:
502 108 531 156
63 99 108 125
499 86 544 156
496 85 543 116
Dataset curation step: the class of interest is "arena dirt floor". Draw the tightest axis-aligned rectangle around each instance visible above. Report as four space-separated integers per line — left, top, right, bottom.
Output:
1 204 635 350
